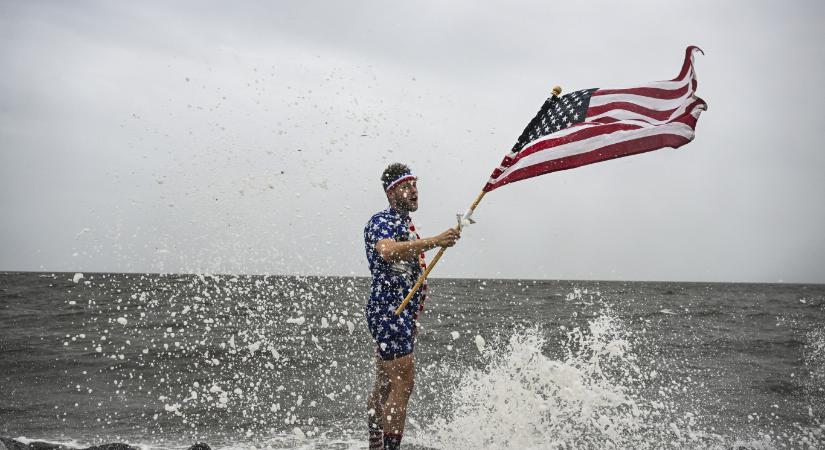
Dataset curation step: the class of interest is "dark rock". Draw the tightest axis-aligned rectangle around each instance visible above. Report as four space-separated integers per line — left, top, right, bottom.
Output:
27 443 66 450
0 439 139 450
188 445 211 450
0 438 61 450
86 445 139 450
1 436 29 450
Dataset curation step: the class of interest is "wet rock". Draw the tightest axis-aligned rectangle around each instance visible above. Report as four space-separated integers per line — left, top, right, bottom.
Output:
0 438 38 450
0 438 140 450
0 439 209 450
86 445 138 450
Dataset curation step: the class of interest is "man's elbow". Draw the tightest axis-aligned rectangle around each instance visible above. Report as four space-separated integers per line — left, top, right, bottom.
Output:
379 248 399 262
376 241 397 262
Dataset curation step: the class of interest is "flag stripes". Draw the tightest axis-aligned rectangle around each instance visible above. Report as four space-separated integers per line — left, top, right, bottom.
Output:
484 46 707 192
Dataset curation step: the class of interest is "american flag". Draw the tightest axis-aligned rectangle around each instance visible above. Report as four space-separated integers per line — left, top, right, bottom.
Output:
484 46 707 192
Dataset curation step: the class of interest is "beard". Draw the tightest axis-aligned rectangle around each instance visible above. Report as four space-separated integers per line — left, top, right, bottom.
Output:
390 190 418 212
397 197 418 212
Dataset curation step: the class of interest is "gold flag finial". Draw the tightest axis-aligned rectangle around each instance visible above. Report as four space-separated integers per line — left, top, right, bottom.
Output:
551 85 562 97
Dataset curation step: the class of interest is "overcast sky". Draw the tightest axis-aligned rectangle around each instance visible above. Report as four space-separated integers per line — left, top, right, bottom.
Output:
2 1 824 283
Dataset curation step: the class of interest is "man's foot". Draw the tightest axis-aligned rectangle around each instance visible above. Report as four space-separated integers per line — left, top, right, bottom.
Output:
369 424 384 450
384 433 403 450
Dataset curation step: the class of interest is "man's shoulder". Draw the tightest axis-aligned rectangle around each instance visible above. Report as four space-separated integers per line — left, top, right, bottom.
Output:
364 208 402 238
366 208 397 225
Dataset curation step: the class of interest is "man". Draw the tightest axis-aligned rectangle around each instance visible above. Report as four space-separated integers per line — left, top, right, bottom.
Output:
363 163 460 450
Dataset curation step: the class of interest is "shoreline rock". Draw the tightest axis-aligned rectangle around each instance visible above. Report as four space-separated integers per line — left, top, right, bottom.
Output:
0 437 210 450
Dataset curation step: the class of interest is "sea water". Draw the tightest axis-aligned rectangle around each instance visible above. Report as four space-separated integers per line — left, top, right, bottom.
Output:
1 273 823 449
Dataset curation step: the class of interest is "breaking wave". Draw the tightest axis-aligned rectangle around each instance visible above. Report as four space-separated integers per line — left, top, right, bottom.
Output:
417 313 824 449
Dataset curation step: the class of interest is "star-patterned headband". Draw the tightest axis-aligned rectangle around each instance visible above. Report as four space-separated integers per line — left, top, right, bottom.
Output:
383 171 417 193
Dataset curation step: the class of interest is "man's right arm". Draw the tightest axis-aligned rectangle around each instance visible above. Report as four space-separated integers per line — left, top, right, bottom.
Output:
376 228 460 263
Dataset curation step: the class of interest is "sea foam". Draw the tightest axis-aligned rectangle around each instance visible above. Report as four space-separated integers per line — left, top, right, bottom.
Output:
419 314 738 449
417 309 825 449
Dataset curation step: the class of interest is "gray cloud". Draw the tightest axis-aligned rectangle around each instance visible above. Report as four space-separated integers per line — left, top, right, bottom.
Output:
2 0 824 282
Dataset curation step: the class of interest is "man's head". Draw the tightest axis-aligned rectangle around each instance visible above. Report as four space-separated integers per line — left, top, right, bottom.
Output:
381 163 418 213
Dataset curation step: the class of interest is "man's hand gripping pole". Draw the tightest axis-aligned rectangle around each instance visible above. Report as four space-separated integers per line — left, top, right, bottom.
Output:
394 190 486 315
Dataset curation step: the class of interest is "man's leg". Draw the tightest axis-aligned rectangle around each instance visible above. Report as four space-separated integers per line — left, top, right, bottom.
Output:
380 353 415 449
367 354 391 449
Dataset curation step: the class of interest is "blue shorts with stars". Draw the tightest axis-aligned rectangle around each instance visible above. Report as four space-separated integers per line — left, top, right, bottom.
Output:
366 299 418 360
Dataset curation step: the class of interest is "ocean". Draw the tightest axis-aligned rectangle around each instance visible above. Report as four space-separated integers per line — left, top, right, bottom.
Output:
1 272 823 449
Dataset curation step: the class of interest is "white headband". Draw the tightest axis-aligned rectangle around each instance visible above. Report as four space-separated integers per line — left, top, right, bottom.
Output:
385 174 417 193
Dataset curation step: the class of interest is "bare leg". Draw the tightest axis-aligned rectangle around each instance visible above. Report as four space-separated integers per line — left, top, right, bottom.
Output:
380 353 415 436
368 354 390 448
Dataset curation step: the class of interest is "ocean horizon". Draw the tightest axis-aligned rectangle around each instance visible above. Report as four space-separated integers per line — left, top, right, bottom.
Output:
4 270 821 286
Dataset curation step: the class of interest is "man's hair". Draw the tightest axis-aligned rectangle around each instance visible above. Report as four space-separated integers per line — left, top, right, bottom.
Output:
381 163 411 190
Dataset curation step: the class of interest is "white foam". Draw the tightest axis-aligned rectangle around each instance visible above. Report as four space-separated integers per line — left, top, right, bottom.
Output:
804 327 825 393
474 334 486 353
287 316 306 325
419 315 718 449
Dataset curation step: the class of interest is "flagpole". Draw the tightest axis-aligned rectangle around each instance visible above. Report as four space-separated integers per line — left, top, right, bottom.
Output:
394 85 563 316
394 189 487 316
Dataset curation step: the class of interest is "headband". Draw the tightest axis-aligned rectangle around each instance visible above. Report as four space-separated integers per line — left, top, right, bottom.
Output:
383 172 417 193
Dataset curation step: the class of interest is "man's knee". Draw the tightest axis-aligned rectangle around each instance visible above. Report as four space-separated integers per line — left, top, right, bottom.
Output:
390 361 415 395
401 366 414 389
381 355 414 385
393 371 413 389
403 376 415 396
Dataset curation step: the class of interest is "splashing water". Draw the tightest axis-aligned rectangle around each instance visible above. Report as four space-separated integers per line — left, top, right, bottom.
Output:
805 327 825 393
417 312 824 449
65 273 369 446
421 315 690 448
7 274 823 448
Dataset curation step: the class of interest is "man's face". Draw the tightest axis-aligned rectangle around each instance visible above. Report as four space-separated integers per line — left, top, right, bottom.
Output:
389 179 418 212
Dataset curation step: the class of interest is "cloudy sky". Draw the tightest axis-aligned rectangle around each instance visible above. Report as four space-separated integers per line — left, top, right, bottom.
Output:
2 0 824 283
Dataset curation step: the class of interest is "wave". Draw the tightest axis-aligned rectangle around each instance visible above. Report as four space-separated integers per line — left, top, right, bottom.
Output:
415 314 824 449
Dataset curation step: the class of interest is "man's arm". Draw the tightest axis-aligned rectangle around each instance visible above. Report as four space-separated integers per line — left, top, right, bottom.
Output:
376 228 460 263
